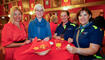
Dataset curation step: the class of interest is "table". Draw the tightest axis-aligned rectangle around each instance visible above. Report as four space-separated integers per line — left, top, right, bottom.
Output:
14 39 79 60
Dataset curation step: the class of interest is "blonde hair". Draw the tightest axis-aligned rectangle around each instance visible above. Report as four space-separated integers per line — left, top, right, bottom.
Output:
50 15 58 22
8 6 22 23
34 4 44 11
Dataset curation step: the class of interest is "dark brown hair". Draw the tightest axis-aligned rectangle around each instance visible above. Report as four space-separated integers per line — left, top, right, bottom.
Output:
61 10 70 16
77 7 93 22
61 11 70 20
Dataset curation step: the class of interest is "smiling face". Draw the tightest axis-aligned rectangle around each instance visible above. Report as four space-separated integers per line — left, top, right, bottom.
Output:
35 7 44 19
60 12 69 23
13 10 22 22
78 10 91 26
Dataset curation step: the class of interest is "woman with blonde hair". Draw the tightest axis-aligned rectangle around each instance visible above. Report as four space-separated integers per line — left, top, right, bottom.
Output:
1 6 30 60
50 15 58 37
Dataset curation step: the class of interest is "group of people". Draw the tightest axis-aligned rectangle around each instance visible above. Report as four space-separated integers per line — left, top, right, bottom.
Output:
1 4 104 60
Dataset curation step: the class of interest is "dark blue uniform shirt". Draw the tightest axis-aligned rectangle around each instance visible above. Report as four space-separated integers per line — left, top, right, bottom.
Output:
55 21 77 40
73 22 103 60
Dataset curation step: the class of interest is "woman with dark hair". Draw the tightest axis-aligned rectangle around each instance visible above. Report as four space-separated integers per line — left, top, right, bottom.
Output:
77 7 94 22
53 11 77 42
66 7 103 60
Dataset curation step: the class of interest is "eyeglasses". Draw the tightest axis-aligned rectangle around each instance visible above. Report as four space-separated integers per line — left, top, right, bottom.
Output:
36 9 43 12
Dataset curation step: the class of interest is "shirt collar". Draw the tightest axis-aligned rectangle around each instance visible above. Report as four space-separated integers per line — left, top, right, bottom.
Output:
34 17 47 27
79 22 92 29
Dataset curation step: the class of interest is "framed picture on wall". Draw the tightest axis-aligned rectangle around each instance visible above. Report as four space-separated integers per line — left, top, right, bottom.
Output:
51 0 61 8
4 0 9 3
35 0 43 5
0 0 3 5
10 0 14 1
12 2 16 6
4 4 9 14
22 0 30 12
71 0 85 5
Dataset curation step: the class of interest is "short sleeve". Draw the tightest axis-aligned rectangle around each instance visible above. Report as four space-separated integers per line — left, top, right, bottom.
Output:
89 29 103 46
1 24 13 47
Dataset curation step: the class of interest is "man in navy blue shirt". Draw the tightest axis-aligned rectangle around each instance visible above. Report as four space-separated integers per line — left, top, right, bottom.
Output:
53 11 77 42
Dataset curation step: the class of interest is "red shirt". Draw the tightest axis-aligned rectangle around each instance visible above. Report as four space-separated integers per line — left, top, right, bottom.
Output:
1 22 27 47
50 22 58 37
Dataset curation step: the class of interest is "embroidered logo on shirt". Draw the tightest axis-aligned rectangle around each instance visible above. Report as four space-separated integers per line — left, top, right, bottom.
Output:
67 28 72 30
81 32 88 35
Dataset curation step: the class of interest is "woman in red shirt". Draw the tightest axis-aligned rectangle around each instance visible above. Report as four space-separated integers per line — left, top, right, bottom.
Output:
1 6 30 60
50 15 58 37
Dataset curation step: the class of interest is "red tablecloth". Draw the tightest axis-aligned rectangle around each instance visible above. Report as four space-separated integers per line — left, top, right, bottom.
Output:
14 39 79 60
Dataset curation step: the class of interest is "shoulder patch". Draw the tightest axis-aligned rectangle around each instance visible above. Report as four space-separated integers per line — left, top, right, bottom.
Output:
81 29 85 32
64 25 66 29
70 23 76 27
92 25 98 29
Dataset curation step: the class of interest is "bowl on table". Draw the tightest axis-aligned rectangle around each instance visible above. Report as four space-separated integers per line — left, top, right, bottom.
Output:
32 40 53 55
35 49 51 56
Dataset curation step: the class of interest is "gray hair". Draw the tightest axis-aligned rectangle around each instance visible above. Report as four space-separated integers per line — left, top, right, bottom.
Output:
34 4 44 11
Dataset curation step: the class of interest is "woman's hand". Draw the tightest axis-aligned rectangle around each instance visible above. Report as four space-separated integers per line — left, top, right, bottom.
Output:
53 33 61 40
68 38 73 43
55 36 61 40
66 45 78 54
43 37 50 41
66 43 100 56
24 40 31 44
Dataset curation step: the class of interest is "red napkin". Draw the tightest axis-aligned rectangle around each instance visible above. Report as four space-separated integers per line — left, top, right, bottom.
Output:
23 37 52 53
22 37 38 53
